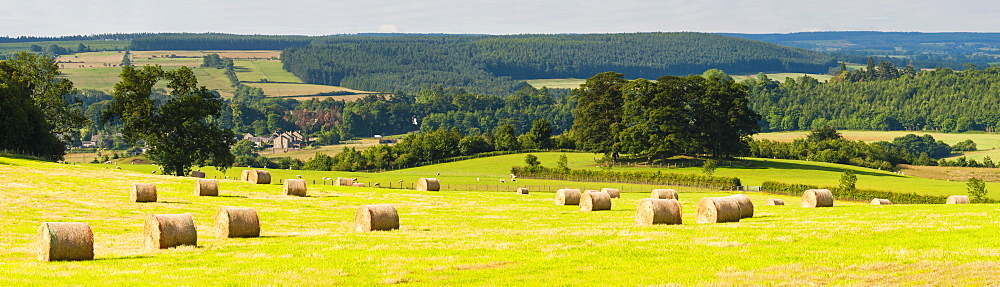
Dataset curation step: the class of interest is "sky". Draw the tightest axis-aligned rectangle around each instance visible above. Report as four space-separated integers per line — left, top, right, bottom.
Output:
3 0 1000 37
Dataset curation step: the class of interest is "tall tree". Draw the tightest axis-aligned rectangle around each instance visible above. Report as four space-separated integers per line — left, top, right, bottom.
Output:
0 52 88 160
103 65 235 176
572 72 627 157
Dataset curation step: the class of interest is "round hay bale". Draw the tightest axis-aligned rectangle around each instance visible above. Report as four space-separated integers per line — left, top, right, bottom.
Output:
194 179 219 196
601 188 621 198
131 183 157 203
946 195 970 204
696 196 742 224
283 179 307 196
215 207 260 238
555 189 581 205
247 170 271 184
336 177 355 186
732 194 754 218
416 178 440 191
871 198 893 205
37 222 93 261
802 189 834 208
580 190 612 211
240 170 251 182
144 213 197 249
651 189 678 200
516 187 529 195
765 199 785 205
190 171 206 178
355 204 399 232
351 182 366 187
635 198 682 226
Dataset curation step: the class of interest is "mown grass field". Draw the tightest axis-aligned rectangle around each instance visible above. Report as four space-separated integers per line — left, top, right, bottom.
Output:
234 60 302 83
61 66 235 97
756 130 1000 161
3 154 1000 285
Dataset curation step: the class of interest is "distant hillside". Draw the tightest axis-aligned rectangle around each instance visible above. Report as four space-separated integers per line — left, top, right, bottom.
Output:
281 33 836 95
722 31 1000 69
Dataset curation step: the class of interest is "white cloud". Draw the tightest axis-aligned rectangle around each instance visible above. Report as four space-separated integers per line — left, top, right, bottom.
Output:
377 24 400 33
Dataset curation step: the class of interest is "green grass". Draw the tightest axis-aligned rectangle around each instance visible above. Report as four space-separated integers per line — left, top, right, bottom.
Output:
756 130 1000 161
524 78 586 89
234 60 303 83
732 72 833 82
3 155 1000 284
61 67 235 97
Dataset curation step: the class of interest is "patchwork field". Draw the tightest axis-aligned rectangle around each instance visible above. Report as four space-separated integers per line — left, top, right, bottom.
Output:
233 60 302 83
756 130 1000 161
3 154 1000 285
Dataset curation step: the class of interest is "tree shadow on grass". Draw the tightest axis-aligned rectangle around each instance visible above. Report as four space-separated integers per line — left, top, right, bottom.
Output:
731 159 904 178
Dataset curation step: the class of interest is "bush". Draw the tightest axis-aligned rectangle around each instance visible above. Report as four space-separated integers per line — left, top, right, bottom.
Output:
513 166 741 189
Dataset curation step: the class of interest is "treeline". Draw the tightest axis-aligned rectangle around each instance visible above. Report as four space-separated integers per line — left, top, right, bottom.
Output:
301 121 561 171
0 33 154 43
130 33 313 50
281 32 835 94
747 66 1000 132
724 32 1000 69
748 128 988 170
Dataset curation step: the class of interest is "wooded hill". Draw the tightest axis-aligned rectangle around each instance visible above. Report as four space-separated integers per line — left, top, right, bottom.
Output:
280 33 836 94
723 31 1000 69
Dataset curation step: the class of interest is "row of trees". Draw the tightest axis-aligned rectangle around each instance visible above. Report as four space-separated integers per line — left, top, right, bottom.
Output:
572 71 761 160
749 127 977 170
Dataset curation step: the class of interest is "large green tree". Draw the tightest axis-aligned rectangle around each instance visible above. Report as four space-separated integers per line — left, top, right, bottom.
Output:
103 65 235 176
0 52 87 160
572 71 627 157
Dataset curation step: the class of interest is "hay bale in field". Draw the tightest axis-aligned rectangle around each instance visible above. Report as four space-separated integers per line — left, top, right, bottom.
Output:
247 170 271 184
580 190 612 211
802 189 834 208
416 178 440 191
37 222 93 261
335 177 355 186
194 179 219 196
240 170 251 182
765 199 785 205
635 198 682 226
651 189 678 200
871 198 893 205
215 207 260 238
352 182 366 187
555 189 581 205
946 195 970 204
601 188 621 198
131 183 157 203
355 204 399 232
732 194 754 218
696 196 742 224
516 187 529 195
190 171 206 178
144 213 197 249
283 179 307 196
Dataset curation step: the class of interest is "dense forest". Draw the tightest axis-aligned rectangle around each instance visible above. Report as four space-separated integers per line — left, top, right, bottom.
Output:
746 63 1000 132
130 33 313 51
280 33 836 94
723 32 1000 69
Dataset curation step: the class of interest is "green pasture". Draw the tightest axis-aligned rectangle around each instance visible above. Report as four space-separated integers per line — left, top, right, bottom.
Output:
61 67 235 97
731 72 833 82
524 78 586 89
3 155 1000 285
757 130 1000 161
234 60 303 83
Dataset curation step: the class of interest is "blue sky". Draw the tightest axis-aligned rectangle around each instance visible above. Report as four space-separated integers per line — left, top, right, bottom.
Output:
3 0 999 36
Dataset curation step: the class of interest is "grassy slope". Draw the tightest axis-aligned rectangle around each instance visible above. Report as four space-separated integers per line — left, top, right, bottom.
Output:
3 156 1000 285
756 130 1000 161
234 60 302 83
